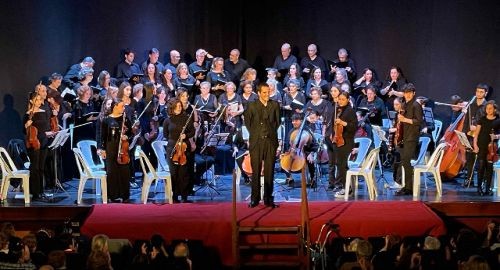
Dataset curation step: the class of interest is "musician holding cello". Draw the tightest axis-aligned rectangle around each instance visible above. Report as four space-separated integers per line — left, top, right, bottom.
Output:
331 91 358 197
283 113 319 188
163 98 195 203
98 100 132 203
394 84 423 196
244 83 281 208
472 101 499 196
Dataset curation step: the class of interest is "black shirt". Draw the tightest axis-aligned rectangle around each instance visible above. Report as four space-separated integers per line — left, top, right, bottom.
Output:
116 61 141 80
402 97 423 143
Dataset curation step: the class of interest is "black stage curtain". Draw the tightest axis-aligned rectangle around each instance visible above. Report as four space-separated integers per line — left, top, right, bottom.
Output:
0 0 499 147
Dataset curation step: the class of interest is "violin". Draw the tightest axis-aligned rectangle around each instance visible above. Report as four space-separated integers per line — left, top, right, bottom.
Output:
280 112 311 172
395 108 405 146
487 129 498 163
171 101 198 165
117 111 130 165
26 111 41 150
332 104 345 147
49 103 60 132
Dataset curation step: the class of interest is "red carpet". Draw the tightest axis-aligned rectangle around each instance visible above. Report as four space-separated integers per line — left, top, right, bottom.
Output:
81 201 446 266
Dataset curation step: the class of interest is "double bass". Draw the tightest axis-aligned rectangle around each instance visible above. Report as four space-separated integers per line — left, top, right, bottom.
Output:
280 112 311 172
439 96 476 179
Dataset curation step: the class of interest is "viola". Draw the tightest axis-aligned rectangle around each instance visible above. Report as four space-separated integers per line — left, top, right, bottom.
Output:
332 106 345 147
394 109 405 146
26 111 41 150
49 103 60 132
172 141 188 165
117 112 130 165
241 152 264 177
487 129 498 163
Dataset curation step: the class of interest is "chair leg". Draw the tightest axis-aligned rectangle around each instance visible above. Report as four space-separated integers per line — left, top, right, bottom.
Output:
345 173 352 200
413 170 421 198
100 177 108 204
433 170 442 196
22 176 30 204
1 178 9 200
77 178 87 204
166 176 173 204
141 177 152 204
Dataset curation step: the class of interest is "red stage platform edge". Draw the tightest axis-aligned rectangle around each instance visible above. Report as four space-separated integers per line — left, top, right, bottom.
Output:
81 201 446 266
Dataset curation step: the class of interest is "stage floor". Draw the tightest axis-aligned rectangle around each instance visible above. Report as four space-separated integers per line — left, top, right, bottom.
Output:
1 167 498 207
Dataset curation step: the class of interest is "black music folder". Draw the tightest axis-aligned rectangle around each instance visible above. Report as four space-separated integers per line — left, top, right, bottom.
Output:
128 73 144 85
290 99 304 111
328 60 348 69
306 62 318 71
193 70 207 78
181 82 194 90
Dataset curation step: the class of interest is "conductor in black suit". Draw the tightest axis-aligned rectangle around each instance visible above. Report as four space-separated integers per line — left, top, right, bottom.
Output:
244 83 281 208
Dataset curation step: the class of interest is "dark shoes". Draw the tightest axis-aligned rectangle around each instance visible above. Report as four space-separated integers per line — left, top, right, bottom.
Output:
248 201 259 208
395 188 412 196
264 201 279 208
286 178 294 187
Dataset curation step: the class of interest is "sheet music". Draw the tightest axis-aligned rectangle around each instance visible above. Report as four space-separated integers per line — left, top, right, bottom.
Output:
454 130 473 150
49 129 70 149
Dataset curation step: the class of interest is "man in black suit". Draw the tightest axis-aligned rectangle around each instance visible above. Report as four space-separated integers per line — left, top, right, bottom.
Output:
244 83 281 208
395 83 423 196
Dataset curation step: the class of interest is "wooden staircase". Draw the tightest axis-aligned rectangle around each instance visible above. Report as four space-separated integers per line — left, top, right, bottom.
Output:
235 225 306 269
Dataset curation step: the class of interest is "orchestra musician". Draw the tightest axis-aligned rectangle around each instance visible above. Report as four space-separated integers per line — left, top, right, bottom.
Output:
244 83 281 208
331 91 358 197
98 100 132 203
379 66 408 111
388 97 404 187
464 84 488 185
357 85 385 126
283 113 319 188
394 83 423 196
472 101 499 196
163 98 195 203
24 89 56 200
73 85 98 144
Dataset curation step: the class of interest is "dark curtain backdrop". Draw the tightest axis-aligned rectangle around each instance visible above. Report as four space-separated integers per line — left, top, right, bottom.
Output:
0 0 499 147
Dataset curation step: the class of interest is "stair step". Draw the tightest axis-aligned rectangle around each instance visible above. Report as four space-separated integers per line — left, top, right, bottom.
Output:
240 244 299 250
239 226 300 233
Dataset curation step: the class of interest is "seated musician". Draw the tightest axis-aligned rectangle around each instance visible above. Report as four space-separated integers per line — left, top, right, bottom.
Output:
352 68 382 105
232 126 251 184
358 86 385 126
283 113 319 188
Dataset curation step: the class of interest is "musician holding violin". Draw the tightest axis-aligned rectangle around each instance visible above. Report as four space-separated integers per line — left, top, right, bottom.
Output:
394 84 423 196
163 98 195 203
331 91 357 197
98 100 132 203
244 83 281 208
24 88 56 200
472 101 499 196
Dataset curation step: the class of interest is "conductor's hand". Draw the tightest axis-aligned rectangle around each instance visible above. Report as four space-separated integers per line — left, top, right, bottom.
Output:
180 134 186 140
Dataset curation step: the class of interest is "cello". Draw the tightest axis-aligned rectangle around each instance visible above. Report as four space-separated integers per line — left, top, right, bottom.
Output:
280 112 311 172
439 96 476 179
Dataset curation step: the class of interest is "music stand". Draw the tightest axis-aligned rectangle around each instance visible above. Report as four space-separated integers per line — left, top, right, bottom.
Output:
195 133 230 199
454 130 476 188
48 129 71 198
372 125 390 188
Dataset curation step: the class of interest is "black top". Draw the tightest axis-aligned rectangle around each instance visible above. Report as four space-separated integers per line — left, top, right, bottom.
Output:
358 97 386 126
188 61 211 81
116 61 141 80
174 75 196 93
464 99 487 133
23 110 50 148
240 92 258 111
283 75 306 91
141 60 164 79
273 55 298 71
333 105 358 147
162 112 195 154
476 116 499 151
244 99 281 151
99 114 132 149
224 58 251 83
402 97 423 143
300 56 328 78
328 58 357 82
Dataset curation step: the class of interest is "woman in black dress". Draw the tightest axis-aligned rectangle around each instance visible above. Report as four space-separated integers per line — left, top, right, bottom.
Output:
473 101 499 196
98 100 132 202
163 98 195 203
24 89 56 200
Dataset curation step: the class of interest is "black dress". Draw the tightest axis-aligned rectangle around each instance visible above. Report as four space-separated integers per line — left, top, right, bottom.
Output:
163 112 195 201
99 114 132 201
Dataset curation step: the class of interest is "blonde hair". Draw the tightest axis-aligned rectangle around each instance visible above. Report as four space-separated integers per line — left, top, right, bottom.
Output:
91 234 109 253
